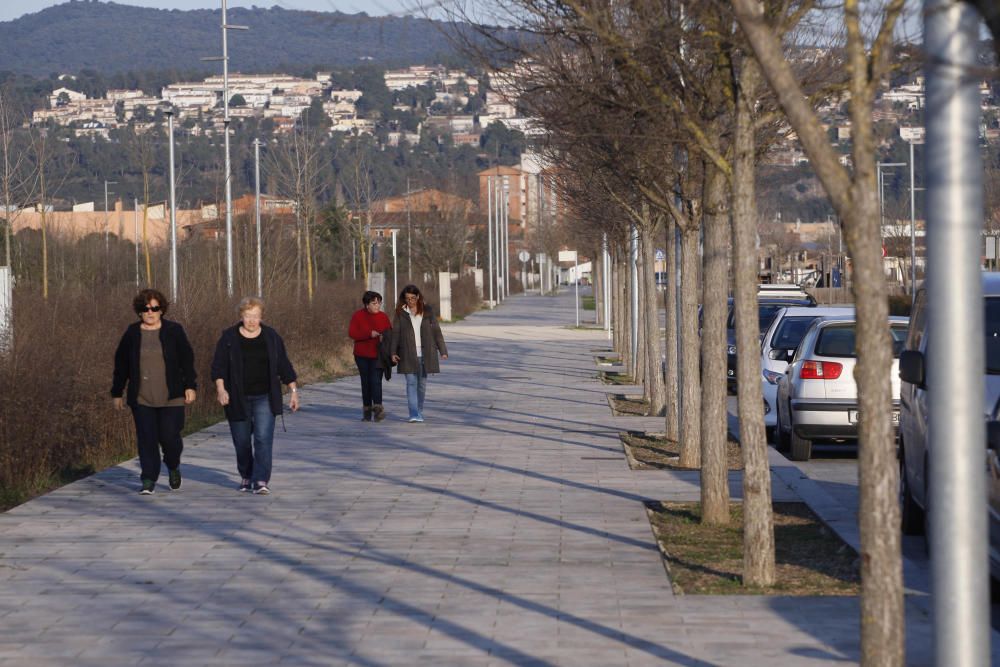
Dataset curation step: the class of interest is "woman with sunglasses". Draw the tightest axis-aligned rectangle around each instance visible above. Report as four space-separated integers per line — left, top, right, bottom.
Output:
111 288 197 495
390 285 448 423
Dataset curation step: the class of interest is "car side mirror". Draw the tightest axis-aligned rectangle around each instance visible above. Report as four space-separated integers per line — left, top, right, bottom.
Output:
988 421 1000 453
899 350 925 388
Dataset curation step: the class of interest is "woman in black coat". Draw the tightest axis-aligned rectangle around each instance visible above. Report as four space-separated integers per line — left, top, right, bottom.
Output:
211 297 298 495
390 284 448 423
111 288 197 495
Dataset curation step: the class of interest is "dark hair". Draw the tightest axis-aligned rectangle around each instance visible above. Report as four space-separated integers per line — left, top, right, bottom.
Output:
132 288 169 316
397 284 424 315
362 290 383 305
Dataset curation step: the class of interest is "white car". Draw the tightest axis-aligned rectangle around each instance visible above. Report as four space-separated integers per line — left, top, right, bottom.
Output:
775 315 910 461
760 306 853 435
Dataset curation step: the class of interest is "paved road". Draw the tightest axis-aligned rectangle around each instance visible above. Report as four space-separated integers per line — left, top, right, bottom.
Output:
0 291 968 665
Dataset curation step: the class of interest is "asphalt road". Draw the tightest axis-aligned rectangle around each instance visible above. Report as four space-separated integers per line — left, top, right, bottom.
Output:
726 395 1000 631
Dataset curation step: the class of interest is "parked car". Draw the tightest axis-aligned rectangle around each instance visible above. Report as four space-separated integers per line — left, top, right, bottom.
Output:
726 295 816 389
775 314 910 461
757 284 814 301
898 273 1000 581
760 306 854 438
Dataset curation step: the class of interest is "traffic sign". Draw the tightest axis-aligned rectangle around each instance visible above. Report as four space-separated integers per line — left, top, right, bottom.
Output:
518 250 530 262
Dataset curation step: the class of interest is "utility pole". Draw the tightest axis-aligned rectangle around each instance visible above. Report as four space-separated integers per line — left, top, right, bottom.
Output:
201 0 247 297
391 229 398 306
406 177 412 280
103 179 117 256
254 138 263 297
487 175 494 307
133 198 139 288
925 0 990 663
166 111 178 302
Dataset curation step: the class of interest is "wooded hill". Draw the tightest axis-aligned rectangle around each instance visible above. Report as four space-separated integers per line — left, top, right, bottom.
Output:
0 1 471 76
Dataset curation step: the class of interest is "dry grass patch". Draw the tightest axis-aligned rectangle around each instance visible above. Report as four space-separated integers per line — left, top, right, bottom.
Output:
599 371 634 385
646 501 860 595
621 431 743 470
608 393 649 415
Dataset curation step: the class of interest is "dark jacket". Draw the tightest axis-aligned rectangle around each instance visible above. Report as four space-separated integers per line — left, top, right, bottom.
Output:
210 324 297 421
390 305 448 374
111 319 197 409
378 333 395 381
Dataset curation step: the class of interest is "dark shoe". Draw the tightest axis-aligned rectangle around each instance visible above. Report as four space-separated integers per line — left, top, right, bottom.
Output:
372 405 385 422
139 479 155 495
239 478 251 492
253 482 271 495
168 468 182 490
362 407 373 422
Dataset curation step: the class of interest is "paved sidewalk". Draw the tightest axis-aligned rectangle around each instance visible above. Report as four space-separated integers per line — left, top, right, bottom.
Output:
0 291 959 665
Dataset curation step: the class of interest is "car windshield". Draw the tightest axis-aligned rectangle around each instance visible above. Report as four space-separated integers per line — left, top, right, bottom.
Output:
772 316 819 350
726 303 798 333
814 324 909 358
986 298 1000 373
759 305 786 334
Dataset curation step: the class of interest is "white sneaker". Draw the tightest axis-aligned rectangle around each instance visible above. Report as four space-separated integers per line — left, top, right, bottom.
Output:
253 483 270 495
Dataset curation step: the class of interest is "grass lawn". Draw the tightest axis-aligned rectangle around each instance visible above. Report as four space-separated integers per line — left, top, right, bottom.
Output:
621 431 742 470
646 501 860 595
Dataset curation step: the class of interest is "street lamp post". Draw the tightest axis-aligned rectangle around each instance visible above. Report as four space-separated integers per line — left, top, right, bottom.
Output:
876 160 906 264
166 111 178 302
487 175 494 307
103 179 118 255
253 138 263 297
201 0 247 297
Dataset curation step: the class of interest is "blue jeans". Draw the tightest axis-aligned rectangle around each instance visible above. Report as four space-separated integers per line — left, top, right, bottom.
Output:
228 394 276 485
403 359 427 419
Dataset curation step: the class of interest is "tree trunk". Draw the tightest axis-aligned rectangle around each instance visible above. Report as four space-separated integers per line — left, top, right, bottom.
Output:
678 224 701 467
700 163 731 525
734 57 775 586
663 216 680 441
643 222 666 415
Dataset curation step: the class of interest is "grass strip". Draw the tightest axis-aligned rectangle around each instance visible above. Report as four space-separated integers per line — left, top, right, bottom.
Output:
646 501 860 595
621 431 742 470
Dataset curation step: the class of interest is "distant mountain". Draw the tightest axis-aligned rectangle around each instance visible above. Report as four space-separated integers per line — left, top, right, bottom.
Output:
0 1 472 76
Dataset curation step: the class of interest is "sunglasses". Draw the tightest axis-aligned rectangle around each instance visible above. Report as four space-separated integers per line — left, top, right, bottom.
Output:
140 305 162 313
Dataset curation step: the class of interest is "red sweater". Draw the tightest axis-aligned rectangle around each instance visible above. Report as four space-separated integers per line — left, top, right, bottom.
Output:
348 308 392 358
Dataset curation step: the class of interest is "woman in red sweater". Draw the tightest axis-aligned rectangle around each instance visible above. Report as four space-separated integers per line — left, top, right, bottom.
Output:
348 290 393 421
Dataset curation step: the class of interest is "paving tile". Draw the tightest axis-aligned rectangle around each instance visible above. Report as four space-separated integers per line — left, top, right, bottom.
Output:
1 292 992 665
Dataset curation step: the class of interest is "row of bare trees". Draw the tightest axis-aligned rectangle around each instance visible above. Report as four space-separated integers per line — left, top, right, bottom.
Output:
446 0 926 662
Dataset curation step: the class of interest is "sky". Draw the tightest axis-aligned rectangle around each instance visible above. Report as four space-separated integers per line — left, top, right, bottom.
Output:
0 0 431 23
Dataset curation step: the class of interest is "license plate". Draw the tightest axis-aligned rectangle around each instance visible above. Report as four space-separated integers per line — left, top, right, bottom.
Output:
848 410 900 425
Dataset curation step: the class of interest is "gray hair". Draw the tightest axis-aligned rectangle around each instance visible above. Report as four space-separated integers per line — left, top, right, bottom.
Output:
238 296 265 315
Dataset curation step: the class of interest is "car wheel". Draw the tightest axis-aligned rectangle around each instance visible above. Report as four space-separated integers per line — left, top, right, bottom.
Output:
899 444 925 535
775 402 790 452
789 429 812 461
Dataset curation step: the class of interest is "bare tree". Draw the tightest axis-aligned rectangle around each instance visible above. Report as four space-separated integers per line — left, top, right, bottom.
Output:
731 0 908 660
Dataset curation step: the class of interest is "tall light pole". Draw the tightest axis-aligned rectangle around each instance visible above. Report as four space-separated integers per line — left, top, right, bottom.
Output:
406 177 412 280
103 179 117 255
391 229 398 305
133 198 140 288
166 111 179 302
487 175 494 307
253 138 263 297
876 160 906 261
503 179 511 296
202 0 247 297
925 0 989 662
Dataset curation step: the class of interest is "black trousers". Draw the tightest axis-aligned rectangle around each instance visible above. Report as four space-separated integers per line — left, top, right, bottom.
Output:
131 405 185 482
355 355 383 407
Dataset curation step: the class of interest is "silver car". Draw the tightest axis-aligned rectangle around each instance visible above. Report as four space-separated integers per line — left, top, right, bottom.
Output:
898 273 1000 581
775 315 909 461
760 306 854 436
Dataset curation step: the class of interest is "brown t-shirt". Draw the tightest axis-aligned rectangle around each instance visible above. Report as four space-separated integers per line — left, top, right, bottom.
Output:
137 329 185 408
